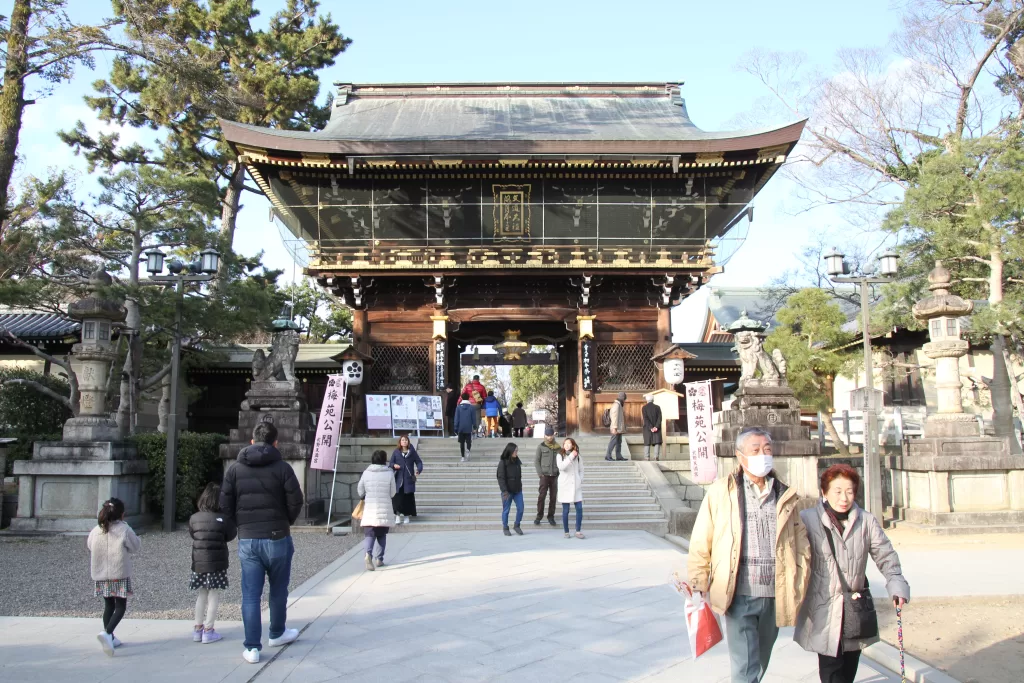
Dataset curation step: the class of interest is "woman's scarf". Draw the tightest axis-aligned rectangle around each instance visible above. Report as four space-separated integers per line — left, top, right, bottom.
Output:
823 499 850 533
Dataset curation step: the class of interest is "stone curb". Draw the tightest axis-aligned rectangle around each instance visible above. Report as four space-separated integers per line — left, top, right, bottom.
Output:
662 533 690 552
862 642 964 683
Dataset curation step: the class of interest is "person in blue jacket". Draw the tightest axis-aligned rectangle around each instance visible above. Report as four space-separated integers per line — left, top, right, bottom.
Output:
483 390 504 438
389 435 423 525
454 394 477 463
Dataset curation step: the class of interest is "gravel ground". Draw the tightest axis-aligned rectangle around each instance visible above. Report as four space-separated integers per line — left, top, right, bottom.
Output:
0 528 359 620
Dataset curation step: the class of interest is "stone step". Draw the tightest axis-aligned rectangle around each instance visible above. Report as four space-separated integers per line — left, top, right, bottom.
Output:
384 519 669 535
416 503 664 514
415 483 652 493
405 511 667 522
414 494 657 505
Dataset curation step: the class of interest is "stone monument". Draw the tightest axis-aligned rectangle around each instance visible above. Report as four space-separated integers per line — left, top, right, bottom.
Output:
713 311 820 496
219 314 323 521
887 262 1024 530
12 269 149 531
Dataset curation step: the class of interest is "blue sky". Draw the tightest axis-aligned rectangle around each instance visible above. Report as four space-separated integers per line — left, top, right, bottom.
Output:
16 0 905 339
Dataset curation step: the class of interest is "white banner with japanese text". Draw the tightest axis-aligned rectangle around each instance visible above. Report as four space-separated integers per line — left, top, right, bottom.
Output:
310 375 346 471
684 380 717 484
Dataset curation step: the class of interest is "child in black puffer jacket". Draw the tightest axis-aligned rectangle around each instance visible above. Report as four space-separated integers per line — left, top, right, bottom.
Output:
188 482 236 644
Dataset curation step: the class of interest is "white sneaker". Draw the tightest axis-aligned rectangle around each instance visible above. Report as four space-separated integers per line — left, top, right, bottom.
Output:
243 648 260 664
112 636 122 648
268 628 299 647
460 457 466 463
395 514 402 525
403 515 411 524
97 632 114 657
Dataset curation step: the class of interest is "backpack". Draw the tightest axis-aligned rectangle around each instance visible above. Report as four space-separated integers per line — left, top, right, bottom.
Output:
601 408 612 428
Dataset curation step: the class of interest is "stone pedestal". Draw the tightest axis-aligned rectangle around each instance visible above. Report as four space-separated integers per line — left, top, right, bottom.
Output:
886 260 1024 532
714 383 821 499
219 380 324 523
10 440 148 532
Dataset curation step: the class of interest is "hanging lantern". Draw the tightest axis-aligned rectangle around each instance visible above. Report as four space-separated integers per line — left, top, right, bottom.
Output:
493 330 531 361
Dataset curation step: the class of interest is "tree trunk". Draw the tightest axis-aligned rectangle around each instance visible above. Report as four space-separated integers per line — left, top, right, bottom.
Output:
116 244 143 436
0 0 32 224
216 162 245 283
986 247 1021 453
157 370 171 434
821 411 851 457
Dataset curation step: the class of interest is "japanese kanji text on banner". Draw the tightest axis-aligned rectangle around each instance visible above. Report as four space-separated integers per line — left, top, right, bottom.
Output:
684 380 717 484
311 375 347 471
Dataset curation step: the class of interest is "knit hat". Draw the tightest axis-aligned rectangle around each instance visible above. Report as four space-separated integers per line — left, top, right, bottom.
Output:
617 392 627 402
544 424 555 436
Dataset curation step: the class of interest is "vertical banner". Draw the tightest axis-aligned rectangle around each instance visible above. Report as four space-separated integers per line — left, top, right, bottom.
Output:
684 380 717 484
581 339 594 390
434 340 446 391
310 374 346 471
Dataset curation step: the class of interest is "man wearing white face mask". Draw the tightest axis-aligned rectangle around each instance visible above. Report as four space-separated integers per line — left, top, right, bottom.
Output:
687 426 811 683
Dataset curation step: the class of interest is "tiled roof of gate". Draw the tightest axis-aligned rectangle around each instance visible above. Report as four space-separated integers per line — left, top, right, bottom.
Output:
0 312 80 341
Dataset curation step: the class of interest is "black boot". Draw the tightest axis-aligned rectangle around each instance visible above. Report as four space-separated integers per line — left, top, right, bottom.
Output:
513 525 523 536
503 527 512 536
548 517 557 526
534 517 542 525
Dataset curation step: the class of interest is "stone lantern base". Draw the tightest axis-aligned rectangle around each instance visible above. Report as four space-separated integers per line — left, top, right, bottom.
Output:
714 383 821 499
886 434 1024 533
10 439 150 532
218 380 323 523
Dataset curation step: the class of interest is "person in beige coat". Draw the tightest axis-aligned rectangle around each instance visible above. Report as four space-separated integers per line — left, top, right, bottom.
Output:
604 391 627 461
688 426 811 683
794 464 909 683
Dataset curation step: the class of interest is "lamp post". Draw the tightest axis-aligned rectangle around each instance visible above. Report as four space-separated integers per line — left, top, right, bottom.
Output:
144 247 220 531
824 248 899 522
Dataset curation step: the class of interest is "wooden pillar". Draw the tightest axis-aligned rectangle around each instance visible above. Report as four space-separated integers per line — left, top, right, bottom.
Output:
656 304 672 391
351 308 368 434
576 314 596 435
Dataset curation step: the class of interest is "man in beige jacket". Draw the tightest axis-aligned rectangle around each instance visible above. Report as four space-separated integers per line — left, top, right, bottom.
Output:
687 426 811 683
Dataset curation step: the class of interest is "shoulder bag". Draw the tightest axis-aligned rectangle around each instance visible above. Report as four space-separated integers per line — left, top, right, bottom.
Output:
824 522 878 640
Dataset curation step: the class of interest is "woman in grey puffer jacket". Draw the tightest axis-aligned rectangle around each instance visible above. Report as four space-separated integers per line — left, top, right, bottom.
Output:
794 464 910 683
357 450 398 571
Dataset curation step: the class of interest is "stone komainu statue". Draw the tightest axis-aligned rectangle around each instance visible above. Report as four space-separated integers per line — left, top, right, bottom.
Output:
252 328 300 382
734 330 786 385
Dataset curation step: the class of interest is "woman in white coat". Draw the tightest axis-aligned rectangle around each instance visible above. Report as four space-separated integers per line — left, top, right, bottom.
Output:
557 437 585 539
357 450 398 571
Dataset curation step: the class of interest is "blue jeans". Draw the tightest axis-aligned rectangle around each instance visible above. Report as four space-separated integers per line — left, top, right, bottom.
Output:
562 501 583 533
724 594 779 683
238 536 294 651
501 491 524 528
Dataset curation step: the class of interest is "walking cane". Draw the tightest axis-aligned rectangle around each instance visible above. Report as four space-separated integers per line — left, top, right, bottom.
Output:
896 604 906 683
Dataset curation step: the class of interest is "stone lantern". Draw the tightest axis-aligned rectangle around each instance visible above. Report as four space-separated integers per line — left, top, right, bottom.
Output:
911 261 976 431
885 260 1023 531
63 268 128 442
11 268 149 532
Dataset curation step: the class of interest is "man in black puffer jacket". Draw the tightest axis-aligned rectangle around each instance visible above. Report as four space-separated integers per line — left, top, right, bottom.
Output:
220 421 303 664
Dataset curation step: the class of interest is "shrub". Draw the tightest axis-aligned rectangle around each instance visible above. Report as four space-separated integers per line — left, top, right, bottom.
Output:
132 431 228 521
0 368 72 435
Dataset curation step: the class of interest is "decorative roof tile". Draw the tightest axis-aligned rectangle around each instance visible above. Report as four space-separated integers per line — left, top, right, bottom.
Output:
0 312 80 341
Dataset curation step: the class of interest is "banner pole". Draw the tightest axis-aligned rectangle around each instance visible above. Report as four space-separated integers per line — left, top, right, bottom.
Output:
324 380 348 533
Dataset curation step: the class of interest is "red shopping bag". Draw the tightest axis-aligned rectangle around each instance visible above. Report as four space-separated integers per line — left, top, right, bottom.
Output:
669 571 724 660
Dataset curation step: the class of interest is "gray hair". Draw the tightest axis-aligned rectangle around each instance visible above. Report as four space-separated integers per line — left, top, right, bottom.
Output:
735 426 773 453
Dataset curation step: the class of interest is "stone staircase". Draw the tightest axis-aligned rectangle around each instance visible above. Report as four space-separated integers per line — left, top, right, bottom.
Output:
388 436 669 535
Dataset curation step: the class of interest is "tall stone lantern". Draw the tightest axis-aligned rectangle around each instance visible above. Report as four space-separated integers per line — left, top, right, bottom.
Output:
912 261 976 428
64 269 128 442
885 260 1024 531
11 268 149 532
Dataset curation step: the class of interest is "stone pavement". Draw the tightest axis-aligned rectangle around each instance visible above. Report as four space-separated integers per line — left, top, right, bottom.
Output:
1 530 901 683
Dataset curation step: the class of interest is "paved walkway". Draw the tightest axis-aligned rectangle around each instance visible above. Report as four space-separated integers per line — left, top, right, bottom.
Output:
2 530 901 683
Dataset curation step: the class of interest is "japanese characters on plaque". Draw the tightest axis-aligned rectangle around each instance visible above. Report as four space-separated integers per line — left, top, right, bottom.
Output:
581 340 594 391
434 340 446 392
684 380 717 484
310 374 347 472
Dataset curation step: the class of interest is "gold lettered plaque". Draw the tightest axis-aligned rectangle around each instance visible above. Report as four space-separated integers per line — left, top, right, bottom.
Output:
492 184 531 241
